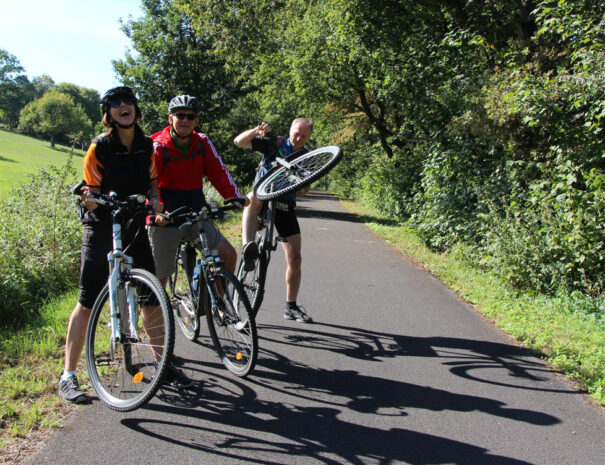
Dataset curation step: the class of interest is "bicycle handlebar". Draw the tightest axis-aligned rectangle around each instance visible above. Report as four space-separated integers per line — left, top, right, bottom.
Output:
166 197 245 224
71 180 156 216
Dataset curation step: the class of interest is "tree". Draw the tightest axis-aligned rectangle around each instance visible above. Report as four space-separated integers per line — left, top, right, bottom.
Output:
0 50 36 127
113 0 256 183
31 74 55 97
19 91 91 147
114 0 241 134
53 82 101 125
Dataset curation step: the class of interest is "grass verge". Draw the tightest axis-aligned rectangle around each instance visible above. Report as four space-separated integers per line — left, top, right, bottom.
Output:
340 199 605 406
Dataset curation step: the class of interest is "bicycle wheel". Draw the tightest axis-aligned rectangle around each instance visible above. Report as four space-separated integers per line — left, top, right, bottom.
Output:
205 267 258 377
86 269 174 412
168 245 200 341
254 145 343 200
237 237 268 317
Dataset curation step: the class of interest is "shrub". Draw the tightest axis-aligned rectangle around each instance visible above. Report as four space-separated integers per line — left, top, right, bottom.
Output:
0 164 81 328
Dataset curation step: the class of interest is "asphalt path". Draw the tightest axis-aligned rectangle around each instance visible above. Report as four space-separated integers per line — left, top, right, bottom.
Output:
26 191 605 465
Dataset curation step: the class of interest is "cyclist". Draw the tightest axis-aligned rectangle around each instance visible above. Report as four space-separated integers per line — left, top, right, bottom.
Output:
234 118 313 323
148 94 247 285
59 87 190 403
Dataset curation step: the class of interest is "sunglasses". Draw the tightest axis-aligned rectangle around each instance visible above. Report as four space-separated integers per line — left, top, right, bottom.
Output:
108 96 134 108
173 112 197 121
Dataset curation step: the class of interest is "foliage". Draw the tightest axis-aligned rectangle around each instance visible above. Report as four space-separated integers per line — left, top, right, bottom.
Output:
52 83 101 127
0 50 36 128
114 0 241 134
18 91 92 147
0 163 82 329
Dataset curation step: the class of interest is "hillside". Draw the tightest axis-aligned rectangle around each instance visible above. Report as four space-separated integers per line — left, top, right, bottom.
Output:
0 129 85 197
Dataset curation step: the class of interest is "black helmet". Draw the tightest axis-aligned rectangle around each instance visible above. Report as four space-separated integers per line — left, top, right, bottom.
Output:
168 95 199 113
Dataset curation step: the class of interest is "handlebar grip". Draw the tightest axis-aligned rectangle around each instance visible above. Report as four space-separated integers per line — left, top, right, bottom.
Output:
72 180 86 195
224 197 247 207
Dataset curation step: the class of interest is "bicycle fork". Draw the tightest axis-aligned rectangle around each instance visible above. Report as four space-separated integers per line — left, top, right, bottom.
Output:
107 252 141 344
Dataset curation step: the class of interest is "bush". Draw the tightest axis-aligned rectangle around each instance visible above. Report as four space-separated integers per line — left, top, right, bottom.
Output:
0 164 81 328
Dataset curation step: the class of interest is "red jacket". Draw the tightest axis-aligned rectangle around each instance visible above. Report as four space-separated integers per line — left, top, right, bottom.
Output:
151 127 241 211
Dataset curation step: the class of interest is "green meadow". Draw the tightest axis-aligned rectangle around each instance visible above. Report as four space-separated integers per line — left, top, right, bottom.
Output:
0 129 84 197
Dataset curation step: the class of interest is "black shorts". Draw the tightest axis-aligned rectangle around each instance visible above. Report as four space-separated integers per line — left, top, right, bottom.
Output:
274 201 300 238
79 220 156 309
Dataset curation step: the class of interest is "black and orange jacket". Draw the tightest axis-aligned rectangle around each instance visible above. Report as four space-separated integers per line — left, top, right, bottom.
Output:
81 128 157 224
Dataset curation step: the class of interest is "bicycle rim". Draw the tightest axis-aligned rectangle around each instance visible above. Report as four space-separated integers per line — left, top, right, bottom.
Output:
168 247 200 341
85 269 174 411
254 145 343 200
206 268 258 377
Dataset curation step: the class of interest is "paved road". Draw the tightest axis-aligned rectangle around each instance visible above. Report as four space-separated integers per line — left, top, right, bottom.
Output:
27 192 605 464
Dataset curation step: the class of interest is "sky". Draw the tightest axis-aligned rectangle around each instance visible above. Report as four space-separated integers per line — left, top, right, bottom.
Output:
0 0 143 96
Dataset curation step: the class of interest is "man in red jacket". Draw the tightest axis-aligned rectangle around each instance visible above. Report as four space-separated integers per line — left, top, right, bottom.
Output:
149 94 247 285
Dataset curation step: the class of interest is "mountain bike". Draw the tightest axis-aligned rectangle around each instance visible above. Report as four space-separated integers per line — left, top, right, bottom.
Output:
166 200 258 377
237 145 343 316
72 181 174 412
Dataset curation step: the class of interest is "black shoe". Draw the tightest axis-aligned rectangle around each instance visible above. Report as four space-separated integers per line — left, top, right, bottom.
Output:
284 304 313 323
163 363 195 389
58 373 87 403
242 241 259 271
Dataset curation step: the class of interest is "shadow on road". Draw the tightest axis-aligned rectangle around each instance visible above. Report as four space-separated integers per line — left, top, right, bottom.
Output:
118 321 573 464
296 192 400 227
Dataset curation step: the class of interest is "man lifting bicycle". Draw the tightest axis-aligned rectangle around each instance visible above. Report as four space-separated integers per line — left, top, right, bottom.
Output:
234 118 314 323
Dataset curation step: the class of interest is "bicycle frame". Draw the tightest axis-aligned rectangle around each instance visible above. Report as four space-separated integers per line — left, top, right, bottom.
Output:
106 210 141 345
259 199 280 255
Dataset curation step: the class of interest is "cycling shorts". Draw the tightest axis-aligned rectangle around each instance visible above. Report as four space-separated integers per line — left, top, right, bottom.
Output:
274 201 300 238
147 220 225 281
79 221 155 309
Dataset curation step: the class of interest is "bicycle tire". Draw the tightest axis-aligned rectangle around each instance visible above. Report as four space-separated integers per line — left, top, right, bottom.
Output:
254 145 343 200
205 267 258 377
168 245 200 341
85 268 174 412
236 237 268 317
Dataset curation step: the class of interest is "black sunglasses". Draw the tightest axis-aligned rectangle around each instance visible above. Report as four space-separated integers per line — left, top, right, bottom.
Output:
173 112 197 121
108 96 134 108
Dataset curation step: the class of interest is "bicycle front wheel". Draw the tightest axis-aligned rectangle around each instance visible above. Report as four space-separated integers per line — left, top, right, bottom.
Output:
168 245 200 341
206 268 258 377
86 269 174 412
254 145 343 200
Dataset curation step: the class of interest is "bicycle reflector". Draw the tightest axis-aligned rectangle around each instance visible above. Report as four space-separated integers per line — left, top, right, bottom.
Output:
133 372 144 383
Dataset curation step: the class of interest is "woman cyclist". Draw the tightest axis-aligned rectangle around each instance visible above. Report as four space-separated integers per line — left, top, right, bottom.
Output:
59 86 191 403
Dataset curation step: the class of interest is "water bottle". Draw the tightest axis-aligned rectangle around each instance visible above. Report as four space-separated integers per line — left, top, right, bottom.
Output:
192 259 202 292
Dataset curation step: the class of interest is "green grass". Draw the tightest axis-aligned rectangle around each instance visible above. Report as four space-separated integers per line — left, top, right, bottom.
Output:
0 129 84 198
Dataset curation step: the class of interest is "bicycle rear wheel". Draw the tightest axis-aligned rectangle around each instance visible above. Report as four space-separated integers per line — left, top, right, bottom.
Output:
205 268 258 377
236 236 268 317
168 245 200 341
254 145 342 200
86 269 174 412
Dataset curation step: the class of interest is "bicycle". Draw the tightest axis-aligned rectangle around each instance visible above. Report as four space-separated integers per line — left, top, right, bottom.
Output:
236 145 343 316
166 200 258 377
72 181 174 412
